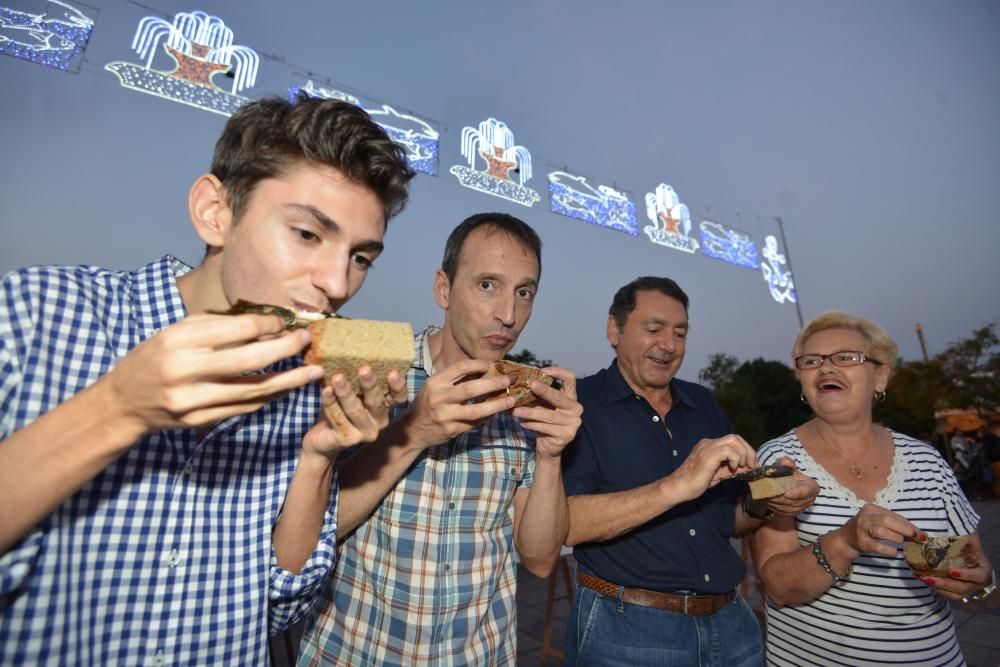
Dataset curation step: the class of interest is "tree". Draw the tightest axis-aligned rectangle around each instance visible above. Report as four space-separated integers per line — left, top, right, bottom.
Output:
505 349 553 368
936 324 999 421
873 359 944 437
700 355 811 448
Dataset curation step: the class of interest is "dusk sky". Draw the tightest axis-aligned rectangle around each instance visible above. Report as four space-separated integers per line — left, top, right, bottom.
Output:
1 0 997 383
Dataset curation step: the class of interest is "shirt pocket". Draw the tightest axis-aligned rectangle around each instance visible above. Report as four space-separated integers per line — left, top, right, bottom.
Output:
459 444 530 531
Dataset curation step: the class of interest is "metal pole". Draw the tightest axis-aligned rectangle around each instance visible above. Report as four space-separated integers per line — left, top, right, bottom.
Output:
774 216 804 329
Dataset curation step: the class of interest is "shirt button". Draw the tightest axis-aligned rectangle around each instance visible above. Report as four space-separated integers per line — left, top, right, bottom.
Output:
163 549 181 568
689 529 696 536
509 467 516 475
448 502 456 510
652 416 660 422
672 450 677 456
444 564 451 571
151 650 165 666
704 574 711 582
145 329 157 338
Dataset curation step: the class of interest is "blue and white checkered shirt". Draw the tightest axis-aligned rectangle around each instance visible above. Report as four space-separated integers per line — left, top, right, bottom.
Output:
297 327 535 667
0 256 339 666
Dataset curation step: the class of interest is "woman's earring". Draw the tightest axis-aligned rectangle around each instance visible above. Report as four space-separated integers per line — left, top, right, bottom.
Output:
800 393 808 404
875 390 887 403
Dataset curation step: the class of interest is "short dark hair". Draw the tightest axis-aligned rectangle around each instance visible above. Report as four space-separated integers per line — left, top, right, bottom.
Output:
440 212 542 282
609 276 689 330
211 95 415 224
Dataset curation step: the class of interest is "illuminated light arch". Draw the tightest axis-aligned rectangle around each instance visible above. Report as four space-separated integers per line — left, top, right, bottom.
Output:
450 118 539 207
548 171 637 236
0 0 94 72
760 235 797 304
699 219 760 269
105 9 259 117
642 183 698 253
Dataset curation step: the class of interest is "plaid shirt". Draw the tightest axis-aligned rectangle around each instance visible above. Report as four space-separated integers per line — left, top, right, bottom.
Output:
0 256 339 666
297 327 535 666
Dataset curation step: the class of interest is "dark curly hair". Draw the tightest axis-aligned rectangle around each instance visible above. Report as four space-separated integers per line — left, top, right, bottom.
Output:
211 95 415 224
609 276 689 330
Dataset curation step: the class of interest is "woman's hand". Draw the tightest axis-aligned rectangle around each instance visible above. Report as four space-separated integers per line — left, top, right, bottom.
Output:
916 533 996 606
839 503 921 559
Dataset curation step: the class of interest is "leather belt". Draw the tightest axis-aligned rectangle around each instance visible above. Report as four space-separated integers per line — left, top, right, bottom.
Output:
577 572 734 616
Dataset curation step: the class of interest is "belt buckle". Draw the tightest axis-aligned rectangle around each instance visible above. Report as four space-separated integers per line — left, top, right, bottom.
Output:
683 595 689 614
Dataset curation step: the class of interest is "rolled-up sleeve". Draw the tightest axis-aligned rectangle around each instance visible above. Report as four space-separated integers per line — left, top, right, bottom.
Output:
267 473 340 634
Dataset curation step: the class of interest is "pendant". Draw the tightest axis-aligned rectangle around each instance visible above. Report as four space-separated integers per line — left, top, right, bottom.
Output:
851 464 864 479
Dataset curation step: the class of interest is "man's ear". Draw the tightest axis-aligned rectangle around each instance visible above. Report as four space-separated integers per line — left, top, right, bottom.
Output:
433 269 451 310
606 315 620 348
188 174 233 247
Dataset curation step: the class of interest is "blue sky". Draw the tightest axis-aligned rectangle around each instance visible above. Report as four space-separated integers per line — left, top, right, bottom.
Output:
1 0 997 381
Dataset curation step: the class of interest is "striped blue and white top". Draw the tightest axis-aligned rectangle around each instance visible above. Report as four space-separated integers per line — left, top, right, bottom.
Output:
757 430 979 667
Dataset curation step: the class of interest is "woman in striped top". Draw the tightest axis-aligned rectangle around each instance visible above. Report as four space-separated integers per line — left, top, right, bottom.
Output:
751 311 998 666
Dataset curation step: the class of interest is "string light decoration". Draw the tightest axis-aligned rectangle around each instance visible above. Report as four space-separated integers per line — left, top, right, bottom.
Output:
548 171 637 236
0 0 94 72
760 235 797 304
643 183 699 253
699 219 760 269
450 118 539 207
289 79 439 176
105 10 259 117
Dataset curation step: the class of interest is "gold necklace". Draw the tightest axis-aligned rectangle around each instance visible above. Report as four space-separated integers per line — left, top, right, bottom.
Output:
814 424 877 479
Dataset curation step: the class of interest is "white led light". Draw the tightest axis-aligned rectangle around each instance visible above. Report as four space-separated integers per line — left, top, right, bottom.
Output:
699 219 760 270
760 235 797 304
450 118 539 207
105 10 259 117
642 183 699 253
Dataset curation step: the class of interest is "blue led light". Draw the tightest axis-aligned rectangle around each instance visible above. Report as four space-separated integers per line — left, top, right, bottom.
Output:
0 1 93 72
548 171 638 236
699 220 760 269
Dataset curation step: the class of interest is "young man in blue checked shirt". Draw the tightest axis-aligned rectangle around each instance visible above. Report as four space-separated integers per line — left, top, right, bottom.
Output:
0 96 415 665
297 213 584 666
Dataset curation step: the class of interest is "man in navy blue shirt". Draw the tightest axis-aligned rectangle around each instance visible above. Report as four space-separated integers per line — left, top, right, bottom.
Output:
561 276 818 666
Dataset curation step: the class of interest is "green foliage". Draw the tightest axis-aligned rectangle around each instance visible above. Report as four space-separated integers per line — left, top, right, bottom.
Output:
505 349 553 368
936 324 999 420
700 354 811 448
873 359 943 436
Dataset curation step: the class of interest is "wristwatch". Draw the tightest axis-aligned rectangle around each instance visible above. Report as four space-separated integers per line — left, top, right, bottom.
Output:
742 493 775 521
962 569 997 604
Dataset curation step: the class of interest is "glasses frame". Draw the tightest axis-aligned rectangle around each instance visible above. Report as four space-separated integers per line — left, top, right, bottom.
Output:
794 350 882 370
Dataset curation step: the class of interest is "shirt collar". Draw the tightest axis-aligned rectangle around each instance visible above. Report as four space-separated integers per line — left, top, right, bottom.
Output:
132 255 191 340
604 357 699 410
414 325 440 376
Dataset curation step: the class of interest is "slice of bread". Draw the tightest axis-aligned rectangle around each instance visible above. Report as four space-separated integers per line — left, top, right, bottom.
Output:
734 465 796 500
479 360 556 408
303 318 414 395
904 535 979 577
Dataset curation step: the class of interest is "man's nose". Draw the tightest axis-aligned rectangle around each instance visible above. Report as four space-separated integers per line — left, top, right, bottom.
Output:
494 293 516 328
312 253 350 302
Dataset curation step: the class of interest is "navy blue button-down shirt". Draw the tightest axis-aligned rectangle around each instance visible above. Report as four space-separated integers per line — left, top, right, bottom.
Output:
562 359 747 594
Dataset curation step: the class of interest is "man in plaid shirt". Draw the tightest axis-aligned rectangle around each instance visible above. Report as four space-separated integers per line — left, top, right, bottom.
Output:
0 96 414 665
298 213 584 666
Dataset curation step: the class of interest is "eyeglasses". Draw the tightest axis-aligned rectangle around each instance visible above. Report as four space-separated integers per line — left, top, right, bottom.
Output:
794 350 882 370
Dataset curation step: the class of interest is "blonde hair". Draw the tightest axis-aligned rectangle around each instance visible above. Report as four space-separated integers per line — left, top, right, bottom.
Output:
792 310 898 371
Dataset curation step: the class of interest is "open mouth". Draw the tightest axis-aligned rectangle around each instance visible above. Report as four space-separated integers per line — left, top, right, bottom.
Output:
817 378 846 393
649 357 672 367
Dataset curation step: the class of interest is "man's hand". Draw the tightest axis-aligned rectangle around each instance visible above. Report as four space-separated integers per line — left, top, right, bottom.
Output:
398 359 516 450
666 434 757 502
106 313 323 435
765 457 820 517
301 366 409 460
512 367 582 459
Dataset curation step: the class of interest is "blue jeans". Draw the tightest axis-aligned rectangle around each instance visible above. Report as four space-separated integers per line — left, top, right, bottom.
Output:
563 584 763 666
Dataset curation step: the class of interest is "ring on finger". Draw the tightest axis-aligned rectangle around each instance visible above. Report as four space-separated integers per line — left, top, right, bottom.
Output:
867 526 875 539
